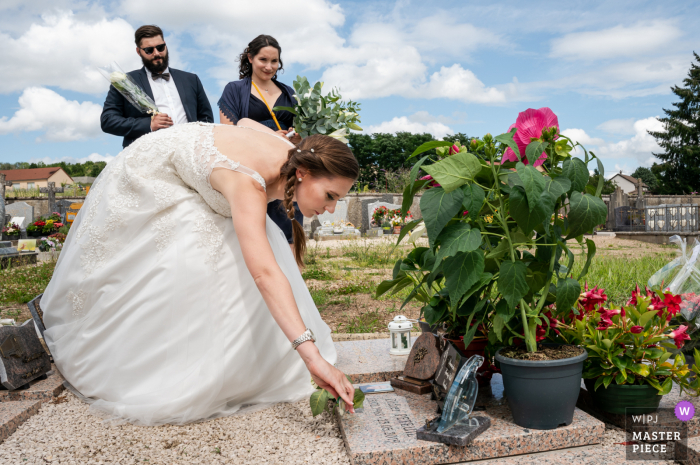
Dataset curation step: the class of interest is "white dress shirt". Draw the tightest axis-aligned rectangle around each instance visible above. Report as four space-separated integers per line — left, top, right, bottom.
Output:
147 67 188 126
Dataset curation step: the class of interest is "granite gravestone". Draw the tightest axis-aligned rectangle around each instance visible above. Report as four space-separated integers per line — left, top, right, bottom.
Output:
361 395 418 447
0 319 51 390
5 202 33 227
367 201 402 227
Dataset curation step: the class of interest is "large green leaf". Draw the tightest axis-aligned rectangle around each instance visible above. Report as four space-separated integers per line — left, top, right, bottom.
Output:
420 187 464 247
509 187 555 235
498 261 529 311
516 162 546 212
577 239 597 281
423 152 482 192
444 251 485 308
594 155 605 197
461 184 485 221
407 141 453 160
545 176 571 200
310 389 330 417
494 128 520 160
423 301 447 325
525 141 549 166
566 192 608 239
434 223 482 266
353 388 365 409
562 158 589 193
401 155 431 217
556 278 581 313
457 272 494 307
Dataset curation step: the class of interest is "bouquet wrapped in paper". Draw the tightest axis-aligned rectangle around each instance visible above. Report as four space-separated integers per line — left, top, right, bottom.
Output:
97 62 159 116
273 76 361 144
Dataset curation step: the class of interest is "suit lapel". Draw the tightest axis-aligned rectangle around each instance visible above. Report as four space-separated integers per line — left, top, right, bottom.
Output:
135 67 155 101
170 69 193 122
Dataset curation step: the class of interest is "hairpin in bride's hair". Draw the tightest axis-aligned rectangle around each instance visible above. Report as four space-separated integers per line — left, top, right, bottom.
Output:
310 148 314 153
297 149 301 153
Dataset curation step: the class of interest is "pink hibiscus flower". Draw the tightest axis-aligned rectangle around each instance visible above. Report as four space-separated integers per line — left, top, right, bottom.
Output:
670 325 691 349
502 107 559 167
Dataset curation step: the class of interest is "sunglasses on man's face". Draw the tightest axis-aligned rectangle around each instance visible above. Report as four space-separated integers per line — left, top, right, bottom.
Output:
140 43 166 55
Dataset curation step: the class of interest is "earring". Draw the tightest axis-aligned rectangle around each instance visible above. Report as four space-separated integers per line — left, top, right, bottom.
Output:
298 178 303 182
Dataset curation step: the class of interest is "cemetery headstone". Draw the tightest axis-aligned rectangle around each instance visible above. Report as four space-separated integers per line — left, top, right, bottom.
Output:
40 182 64 215
0 173 11 229
5 202 34 227
347 194 394 232
316 199 348 225
390 333 440 394
0 319 51 390
55 199 73 223
367 200 402 228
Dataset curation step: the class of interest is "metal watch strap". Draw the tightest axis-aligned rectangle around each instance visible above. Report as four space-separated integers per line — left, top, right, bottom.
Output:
292 328 315 350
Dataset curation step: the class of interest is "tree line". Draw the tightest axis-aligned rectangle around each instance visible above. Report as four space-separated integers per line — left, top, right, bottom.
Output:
0 160 107 178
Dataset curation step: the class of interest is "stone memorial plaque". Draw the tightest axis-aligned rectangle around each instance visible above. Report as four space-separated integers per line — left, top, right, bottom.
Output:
434 342 462 392
0 320 51 390
402 332 440 380
360 395 419 447
5 202 33 226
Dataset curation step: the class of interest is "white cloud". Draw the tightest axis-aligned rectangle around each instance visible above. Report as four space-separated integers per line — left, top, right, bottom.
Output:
596 118 637 135
0 11 140 94
29 152 115 165
368 113 454 139
551 21 682 61
560 128 605 147
0 87 103 141
595 117 664 164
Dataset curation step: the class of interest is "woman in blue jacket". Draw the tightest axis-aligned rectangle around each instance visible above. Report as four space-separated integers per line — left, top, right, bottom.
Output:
218 35 304 246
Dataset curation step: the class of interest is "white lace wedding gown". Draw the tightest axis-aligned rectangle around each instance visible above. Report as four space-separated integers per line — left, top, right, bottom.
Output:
41 122 336 425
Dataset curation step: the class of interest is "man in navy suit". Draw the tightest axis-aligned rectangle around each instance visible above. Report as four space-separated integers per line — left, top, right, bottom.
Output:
101 25 214 147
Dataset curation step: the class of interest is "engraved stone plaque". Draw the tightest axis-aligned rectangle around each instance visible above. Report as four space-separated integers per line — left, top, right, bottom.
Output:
0 320 51 390
360 395 419 447
403 332 440 380
434 342 462 393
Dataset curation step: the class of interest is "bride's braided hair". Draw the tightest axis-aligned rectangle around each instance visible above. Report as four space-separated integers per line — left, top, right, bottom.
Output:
280 135 359 266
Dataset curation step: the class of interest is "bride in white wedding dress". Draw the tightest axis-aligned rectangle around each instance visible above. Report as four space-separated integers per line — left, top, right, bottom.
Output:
41 119 358 425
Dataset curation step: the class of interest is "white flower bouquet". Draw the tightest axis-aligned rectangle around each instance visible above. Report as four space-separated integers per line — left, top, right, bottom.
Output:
273 76 362 144
97 61 159 115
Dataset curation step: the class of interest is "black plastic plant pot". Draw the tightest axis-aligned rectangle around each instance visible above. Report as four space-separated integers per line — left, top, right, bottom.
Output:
495 346 587 430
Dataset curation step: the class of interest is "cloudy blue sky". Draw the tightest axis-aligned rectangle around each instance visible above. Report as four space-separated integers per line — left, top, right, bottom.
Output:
0 0 698 177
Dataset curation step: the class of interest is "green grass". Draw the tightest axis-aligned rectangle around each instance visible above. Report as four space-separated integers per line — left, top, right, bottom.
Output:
310 289 331 309
301 268 334 281
570 253 674 306
0 261 56 304
338 311 382 333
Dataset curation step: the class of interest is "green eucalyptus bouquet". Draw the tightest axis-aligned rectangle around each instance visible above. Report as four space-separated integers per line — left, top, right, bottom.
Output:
379 107 609 353
273 76 362 143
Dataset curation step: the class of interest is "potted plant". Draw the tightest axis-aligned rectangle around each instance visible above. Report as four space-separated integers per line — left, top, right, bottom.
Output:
371 206 389 229
554 285 700 414
381 220 392 234
381 107 608 429
2 222 21 240
26 224 40 237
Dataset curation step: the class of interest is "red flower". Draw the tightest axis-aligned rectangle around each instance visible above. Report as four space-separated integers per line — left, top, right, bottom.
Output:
578 283 608 314
630 326 643 334
419 174 441 188
54 222 63 228
462 210 469 216
596 317 613 331
449 144 460 155
670 325 691 349
627 284 642 306
663 293 682 316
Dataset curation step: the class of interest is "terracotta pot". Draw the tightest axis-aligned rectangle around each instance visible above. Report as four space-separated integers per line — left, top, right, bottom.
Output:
445 337 494 387
393 226 401 234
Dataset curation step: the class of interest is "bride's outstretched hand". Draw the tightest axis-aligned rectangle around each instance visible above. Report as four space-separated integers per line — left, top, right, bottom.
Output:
298 343 355 413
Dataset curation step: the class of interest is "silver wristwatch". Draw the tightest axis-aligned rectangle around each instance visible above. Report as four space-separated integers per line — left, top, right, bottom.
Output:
292 328 316 350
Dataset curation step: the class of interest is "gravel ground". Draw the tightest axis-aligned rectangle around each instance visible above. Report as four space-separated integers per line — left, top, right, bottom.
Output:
0 392 350 465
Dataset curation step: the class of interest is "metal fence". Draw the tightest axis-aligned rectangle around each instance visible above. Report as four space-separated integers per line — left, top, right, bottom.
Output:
645 204 699 232
613 207 646 231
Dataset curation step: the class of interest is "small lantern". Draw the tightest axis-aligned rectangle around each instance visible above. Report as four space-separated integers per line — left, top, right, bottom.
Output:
388 315 415 355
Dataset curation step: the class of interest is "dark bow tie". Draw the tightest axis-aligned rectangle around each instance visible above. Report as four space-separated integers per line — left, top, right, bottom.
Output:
152 72 170 81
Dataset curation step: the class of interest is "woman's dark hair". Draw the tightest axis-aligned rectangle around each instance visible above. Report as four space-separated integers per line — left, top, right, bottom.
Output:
134 25 164 47
238 35 283 79
281 135 359 266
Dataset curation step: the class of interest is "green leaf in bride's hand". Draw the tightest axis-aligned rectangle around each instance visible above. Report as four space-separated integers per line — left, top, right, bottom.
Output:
353 388 365 410
310 389 330 417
